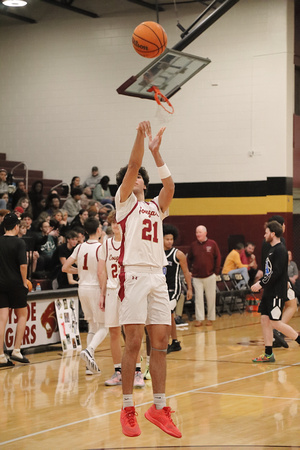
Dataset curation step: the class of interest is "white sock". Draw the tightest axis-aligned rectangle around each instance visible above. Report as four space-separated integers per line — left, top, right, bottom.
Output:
114 364 121 372
135 362 141 371
123 394 134 408
12 349 21 356
88 326 108 354
146 356 150 366
153 393 166 410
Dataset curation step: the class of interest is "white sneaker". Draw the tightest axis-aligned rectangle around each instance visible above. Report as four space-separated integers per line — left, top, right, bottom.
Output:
105 371 122 386
133 371 145 388
80 349 100 374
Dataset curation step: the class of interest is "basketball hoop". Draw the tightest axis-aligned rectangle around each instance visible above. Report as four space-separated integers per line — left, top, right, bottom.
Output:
147 86 174 114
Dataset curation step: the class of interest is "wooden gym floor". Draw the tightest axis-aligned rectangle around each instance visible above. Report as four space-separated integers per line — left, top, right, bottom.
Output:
1 310 300 449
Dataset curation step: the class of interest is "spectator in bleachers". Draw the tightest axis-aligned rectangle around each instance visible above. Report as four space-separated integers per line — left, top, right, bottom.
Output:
288 250 299 286
16 195 33 217
71 209 88 229
18 219 39 274
11 180 27 210
29 180 45 220
14 206 24 218
240 242 263 285
35 220 58 272
0 169 8 195
32 211 51 232
0 209 10 236
222 242 252 288
70 176 81 193
80 186 93 210
72 225 86 243
93 176 114 207
82 166 101 192
0 193 10 210
51 230 78 289
63 188 82 223
46 192 61 216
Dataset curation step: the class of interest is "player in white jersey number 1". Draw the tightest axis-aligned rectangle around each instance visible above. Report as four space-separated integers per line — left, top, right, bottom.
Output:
62 217 108 375
116 121 181 438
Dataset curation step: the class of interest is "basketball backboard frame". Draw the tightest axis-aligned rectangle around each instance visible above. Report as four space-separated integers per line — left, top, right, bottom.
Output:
116 48 211 101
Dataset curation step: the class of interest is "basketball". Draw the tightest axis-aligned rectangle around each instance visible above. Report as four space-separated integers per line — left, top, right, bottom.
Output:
26 279 33 292
132 21 167 58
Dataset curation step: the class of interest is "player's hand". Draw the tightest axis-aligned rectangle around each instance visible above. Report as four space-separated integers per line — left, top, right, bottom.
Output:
136 121 151 138
186 288 193 301
99 294 105 311
251 282 261 292
148 126 166 154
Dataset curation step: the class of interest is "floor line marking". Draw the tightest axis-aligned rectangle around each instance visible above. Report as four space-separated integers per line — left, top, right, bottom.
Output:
1 361 299 446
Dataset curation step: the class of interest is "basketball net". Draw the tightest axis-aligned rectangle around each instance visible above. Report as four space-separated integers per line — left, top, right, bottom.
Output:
147 86 174 115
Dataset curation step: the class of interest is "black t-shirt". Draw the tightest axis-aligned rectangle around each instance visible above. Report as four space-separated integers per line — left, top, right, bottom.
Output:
261 242 288 300
56 243 76 288
0 235 27 288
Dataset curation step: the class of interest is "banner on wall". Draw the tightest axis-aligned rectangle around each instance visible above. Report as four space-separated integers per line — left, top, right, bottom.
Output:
55 298 81 352
4 296 80 351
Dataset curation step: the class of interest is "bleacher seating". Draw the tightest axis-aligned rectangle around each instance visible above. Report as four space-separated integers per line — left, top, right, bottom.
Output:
0 152 64 196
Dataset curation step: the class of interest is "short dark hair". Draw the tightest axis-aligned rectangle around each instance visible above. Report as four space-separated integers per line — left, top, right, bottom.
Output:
269 215 284 226
234 242 244 250
84 217 100 236
66 230 78 240
71 187 83 197
163 224 179 241
267 220 283 237
116 165 150 193
245 241 255 247
21 212 33 220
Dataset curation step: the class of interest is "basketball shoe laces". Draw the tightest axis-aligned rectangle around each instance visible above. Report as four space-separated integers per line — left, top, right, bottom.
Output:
125 407 138 427
162 407 176 425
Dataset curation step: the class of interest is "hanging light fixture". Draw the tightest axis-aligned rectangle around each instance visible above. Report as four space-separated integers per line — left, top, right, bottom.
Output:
2 0 27 6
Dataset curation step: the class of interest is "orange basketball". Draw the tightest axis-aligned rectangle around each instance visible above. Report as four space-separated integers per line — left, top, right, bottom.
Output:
132 21 167 58
26 279 32 292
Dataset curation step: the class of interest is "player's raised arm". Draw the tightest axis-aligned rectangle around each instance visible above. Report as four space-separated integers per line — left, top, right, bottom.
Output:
148 127 174 213
119 121 152 203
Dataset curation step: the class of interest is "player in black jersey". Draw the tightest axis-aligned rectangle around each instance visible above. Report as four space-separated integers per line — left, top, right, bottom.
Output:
163 224 193 353
251 221 300 362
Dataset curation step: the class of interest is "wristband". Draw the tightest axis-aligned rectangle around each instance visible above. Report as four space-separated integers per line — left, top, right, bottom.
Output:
157 164 171 179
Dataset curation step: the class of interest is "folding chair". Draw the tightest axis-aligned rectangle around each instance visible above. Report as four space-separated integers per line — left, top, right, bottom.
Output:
230 273 252 313
216 274 236 316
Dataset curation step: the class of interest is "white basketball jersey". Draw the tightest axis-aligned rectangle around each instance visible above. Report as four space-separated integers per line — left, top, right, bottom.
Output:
71 240 102 286
115 188 168 268
99 237 121 289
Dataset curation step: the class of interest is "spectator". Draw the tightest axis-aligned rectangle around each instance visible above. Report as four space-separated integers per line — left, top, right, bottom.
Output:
71 209 89 229
0 192 10 210
188 225 221 327
240 242 263 285
222 243 251 288
51 230 78 289
46 193 61 216
29 180 45 220
93 176 114 206
63 188 82 223
0 209 10 236
82 166 101 191
18 219 39 274
36 221 58 272
11 180 27 210
70 176 81 193
0 169 8 195
80 186 93 210
16 195 33 217
0 213 30 367
288 250 298 286
32 211 51 232
72 226 86 243
14 206 24 218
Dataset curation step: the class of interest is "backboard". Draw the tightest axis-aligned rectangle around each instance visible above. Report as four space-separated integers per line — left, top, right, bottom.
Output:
116 48 211 101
